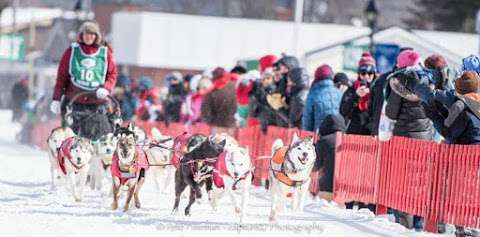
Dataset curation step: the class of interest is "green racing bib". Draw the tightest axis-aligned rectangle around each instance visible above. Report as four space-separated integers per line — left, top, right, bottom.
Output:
69 43 108 90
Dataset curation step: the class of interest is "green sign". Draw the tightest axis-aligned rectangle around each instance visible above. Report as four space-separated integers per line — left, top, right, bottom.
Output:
0 34 26 61
237 59 259 71
343 44 368 71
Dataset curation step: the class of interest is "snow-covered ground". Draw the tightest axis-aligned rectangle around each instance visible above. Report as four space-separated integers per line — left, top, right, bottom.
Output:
0 110 442 237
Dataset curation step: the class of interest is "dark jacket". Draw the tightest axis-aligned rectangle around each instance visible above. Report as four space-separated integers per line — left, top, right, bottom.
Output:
201 81 237 128
164 84 186 123
340 85 370 135
286 68 309 128
386 73 432 140
314 113 346 192
415 81 480 144
368 71 391 135
248 81 288 132
302 80 342 132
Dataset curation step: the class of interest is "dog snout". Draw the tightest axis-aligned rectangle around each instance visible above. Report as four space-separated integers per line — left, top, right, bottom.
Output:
77 157 82 164
302 152 308 158
233 172 239 177
106 148 111 153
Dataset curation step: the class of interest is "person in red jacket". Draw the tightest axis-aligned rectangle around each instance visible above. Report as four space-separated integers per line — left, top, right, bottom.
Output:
50 21 118 141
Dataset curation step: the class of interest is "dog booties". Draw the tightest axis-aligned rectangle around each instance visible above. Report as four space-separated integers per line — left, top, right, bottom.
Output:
111 146 149 185
270 146 306 187
57 136 76 175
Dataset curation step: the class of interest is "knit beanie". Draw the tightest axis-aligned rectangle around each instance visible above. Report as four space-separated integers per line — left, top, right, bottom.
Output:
455 71 480 95
463 55 480 73
396 50 421 68
258 55 277 72
333 72 349 86
358 52 377 72
424 54 447 70
314 64 333 82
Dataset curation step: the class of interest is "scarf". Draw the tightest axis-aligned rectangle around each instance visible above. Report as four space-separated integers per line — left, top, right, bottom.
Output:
353 79 370 112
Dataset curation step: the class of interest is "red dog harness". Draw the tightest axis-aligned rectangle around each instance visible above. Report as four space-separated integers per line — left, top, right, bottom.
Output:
171 133 192 168
111 146 149 185
57 136 81 175
213 152 251 190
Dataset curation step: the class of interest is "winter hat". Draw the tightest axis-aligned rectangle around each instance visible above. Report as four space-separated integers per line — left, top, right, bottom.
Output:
463 55 480 73
230 65 247 75
77 21 102 45
455 71 480 95
116 74 131 87
424 54 447 70
276 54 300 70
396 50 421 68
212 67 227 80
314 64 334 81
358 52 377 73
259 55 278 72
165 71 183 86
189 74 203 94
333 72 350 86
138 76 154 91
261 67 275 78
240 70 261 85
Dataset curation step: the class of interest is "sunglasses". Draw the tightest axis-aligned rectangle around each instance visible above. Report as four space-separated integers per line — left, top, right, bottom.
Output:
359 71 374 76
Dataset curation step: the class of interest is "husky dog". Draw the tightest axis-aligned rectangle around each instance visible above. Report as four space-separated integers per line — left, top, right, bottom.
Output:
88 133 117 192
172 136 225 216
146 127 175 193
268 133 316 223
57 136 95 202
111 126 149 212
211 146 252 224
46 127 75 190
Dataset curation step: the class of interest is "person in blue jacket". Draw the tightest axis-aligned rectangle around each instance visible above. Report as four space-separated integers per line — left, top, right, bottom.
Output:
302 64 342 132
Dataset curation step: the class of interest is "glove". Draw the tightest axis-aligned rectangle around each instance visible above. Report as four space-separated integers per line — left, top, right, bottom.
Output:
50 101 61 114
96 88 109 99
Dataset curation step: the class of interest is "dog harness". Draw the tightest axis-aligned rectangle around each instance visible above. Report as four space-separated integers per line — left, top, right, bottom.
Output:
270 146 307 187
111 146 149 185
171 133 192 168
57 136 81 175
213 152 251 190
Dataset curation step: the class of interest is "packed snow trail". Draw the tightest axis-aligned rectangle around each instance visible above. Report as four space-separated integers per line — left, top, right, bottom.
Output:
0 111 439 237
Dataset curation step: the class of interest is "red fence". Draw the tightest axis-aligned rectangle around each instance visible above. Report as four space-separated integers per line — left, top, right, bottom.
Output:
31 121 480 231
334 133 480 231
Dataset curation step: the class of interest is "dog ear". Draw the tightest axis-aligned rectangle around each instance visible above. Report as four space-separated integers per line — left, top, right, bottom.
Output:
218 139 226 149
305 136 314 145
290 133 300 146
128 123 134 132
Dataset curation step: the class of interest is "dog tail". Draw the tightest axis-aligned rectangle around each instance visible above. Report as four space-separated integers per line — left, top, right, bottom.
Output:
271 139 284 156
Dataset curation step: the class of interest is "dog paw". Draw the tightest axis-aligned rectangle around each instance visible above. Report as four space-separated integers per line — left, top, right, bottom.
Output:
111 202 118 210
123 206 129 212
135 201 141 209
75 197 82 202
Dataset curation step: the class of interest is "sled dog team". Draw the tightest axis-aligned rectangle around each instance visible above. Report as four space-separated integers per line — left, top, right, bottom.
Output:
47 124 316 223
